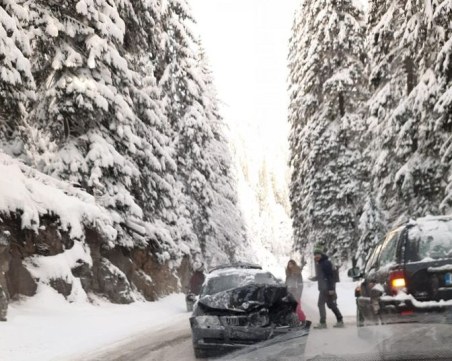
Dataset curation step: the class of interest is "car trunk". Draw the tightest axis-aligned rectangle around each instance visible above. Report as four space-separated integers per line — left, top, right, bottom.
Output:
405 259 452 301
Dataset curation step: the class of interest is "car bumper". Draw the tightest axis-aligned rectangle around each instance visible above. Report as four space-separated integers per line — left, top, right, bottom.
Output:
190 316 305 357
379 298 452 323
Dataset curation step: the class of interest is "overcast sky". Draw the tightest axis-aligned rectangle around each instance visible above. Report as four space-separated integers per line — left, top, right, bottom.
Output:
190 0 298 160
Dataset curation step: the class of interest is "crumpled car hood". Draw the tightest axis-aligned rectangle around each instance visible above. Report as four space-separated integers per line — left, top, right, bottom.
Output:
198 284 296 313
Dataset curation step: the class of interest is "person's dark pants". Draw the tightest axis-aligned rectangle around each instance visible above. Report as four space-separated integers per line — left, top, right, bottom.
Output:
318 290 343 324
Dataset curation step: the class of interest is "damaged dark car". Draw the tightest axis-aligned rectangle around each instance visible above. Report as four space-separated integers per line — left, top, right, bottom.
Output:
189 264 308 359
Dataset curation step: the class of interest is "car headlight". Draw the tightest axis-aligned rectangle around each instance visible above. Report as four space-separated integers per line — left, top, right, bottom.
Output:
192 315 221 328
249 310 270 327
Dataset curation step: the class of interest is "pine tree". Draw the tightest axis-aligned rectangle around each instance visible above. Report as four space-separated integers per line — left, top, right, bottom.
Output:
357 195 387 267
289 0 367 263
199 50 247 264
27 0 146 246
367 0 452 224
123 2 177 225
157 0 218 258
432 0 452 212
0 0 35 144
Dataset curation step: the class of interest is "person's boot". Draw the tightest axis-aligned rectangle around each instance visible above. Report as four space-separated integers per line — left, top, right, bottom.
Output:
333 320 345 328
313 322 327 329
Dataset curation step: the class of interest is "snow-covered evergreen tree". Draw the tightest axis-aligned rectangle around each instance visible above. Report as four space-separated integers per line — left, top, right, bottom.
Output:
366 0 452 225
198 49 248 264
288 0 367 263
118 0 197 257
431 0 452 212
26 0 157 246
0 0 34 144
157 0 220 259
356 195 387 267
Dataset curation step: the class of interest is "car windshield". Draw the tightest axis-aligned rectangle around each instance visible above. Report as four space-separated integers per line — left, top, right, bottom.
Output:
407 220 452 261
202 271 278 296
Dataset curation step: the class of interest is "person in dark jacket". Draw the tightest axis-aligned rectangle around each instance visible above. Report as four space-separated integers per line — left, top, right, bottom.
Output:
311 244 343 329
285 259 303 301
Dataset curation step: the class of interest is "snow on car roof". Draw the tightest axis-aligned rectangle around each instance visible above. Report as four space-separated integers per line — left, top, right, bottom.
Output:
410 215 452 225
408 216 452 260
208 263 262 273
206 267 268 280
201 267 279 296
409 216 452 234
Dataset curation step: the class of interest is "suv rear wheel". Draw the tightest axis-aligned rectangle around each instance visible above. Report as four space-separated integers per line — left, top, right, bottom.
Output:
193 347 206 359
356 305 364 327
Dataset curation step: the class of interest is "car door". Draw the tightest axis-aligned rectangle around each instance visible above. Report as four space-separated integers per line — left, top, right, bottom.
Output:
374 229 402 294
358 243 383 319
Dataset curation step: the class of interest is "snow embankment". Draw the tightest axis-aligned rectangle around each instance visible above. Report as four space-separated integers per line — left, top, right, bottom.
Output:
0 153 116 241
0 286 188 361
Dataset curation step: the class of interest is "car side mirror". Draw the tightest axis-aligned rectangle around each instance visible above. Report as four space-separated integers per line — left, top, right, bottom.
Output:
347 267 363 279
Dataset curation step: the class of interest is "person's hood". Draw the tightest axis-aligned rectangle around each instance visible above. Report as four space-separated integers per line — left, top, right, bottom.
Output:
319 254 329 262
198 284 296 313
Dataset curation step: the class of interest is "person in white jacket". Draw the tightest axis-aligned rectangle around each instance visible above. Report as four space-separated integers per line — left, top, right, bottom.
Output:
285 259 303 301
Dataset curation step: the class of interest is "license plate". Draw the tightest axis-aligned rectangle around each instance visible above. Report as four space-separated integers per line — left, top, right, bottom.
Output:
223 317 240 326
445 273 452 286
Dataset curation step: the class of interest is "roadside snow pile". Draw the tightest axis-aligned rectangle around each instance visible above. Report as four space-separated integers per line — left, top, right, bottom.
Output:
0 286 187 361
24 241 93 303
0 152 197 305
0 153 116 241
0 153 137 302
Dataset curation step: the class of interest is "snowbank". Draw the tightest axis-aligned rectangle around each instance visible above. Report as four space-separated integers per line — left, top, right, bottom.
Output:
24 241 92 303
0 153 116 241
0 286 188 361
0 152 198 306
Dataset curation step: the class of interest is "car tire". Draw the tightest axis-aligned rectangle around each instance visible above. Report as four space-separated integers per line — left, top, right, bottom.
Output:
193 347 206 359
356 305 364 328
186 302 193 312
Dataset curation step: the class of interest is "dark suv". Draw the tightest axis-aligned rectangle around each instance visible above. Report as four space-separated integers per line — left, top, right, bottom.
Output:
348 216 452 326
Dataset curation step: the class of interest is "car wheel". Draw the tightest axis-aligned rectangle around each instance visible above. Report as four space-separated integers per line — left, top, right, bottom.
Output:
186 302 193 312
356 305 364 327
193 347 206 359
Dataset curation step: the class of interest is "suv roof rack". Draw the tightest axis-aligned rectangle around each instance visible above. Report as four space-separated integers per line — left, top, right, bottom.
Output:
209 262 262 273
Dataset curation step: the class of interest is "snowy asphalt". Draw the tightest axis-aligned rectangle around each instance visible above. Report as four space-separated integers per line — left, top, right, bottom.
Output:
74 289 358 361
75 305 452 361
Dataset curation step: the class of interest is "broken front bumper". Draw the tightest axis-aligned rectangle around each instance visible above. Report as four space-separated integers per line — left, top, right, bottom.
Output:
190 315 304 357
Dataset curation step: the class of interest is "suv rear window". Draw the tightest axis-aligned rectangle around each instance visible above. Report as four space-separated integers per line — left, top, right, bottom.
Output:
406 220 452 262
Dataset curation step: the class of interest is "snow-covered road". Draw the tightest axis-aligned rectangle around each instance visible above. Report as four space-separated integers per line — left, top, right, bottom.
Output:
72 313 195 361
2 277 451 360
71 281 359 361
0 281 360 361
0 288 191 361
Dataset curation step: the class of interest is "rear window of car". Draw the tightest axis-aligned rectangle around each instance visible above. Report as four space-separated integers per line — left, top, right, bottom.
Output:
202 271 277 296
406 220 452 262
